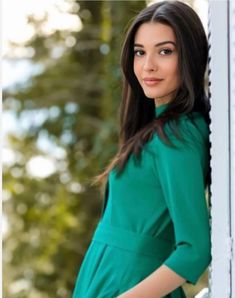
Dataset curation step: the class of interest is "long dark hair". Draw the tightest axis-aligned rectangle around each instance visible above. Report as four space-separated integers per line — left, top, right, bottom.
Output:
92 0 211 187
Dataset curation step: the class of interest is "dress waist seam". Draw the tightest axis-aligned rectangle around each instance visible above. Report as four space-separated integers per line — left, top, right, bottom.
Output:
92 220 174 260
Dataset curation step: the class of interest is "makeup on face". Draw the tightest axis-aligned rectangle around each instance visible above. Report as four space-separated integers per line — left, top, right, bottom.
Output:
133 22 180 105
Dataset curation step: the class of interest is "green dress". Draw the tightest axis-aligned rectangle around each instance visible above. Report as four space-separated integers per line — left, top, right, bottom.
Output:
72 103 211 298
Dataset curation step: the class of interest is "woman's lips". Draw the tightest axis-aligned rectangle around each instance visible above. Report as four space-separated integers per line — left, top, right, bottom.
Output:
143 79 163 86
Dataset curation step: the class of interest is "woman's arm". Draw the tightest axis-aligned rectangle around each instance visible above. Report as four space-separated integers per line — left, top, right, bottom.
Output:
117 264 186 298
118 119 211 297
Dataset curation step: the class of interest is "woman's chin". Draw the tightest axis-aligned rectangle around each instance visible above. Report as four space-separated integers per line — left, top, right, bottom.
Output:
142 88 163 99
144 92 160 99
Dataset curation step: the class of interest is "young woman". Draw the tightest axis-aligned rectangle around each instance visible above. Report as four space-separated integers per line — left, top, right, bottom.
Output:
72 1 211 297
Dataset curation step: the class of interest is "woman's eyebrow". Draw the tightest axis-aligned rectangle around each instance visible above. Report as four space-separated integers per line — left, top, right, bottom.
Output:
134 41 176 47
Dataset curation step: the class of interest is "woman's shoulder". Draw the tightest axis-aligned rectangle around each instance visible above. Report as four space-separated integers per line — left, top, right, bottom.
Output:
145 112 210 156
177 112 210 144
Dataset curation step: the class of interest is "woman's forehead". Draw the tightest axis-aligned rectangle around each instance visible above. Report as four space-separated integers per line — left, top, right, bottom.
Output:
134 22 176 44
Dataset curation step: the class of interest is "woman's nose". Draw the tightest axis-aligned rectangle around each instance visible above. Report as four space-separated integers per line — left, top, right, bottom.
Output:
143 54 158 71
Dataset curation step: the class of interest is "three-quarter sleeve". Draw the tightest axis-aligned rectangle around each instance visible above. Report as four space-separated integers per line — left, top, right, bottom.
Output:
152 118 211 285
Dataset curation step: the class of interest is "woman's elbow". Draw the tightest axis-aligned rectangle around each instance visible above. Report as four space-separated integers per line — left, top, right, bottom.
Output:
193 237 212 274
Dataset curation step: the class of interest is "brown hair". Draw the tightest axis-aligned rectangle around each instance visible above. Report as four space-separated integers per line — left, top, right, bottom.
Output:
91 0 210 187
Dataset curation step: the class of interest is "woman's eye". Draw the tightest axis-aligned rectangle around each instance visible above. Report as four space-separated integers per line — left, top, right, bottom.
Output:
159 48 173 55
134 50 144 56
134 48 173 57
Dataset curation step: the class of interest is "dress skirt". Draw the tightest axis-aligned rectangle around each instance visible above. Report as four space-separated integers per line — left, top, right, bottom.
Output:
72 221 187 298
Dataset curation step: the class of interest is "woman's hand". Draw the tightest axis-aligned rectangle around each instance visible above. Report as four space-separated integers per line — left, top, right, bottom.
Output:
115 264 185 298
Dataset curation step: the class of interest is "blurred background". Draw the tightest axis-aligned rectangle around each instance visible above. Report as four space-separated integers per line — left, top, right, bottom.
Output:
2 0 209 297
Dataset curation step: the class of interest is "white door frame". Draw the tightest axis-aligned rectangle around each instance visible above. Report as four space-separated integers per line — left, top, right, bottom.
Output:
208 0 234 297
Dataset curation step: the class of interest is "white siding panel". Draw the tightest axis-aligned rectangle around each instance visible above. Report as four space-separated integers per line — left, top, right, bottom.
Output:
208 0 232 297
230 0 235 296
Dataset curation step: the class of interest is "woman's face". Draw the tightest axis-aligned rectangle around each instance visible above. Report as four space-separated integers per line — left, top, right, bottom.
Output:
133 22 180 106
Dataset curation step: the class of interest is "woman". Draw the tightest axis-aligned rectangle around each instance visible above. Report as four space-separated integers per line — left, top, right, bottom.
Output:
72 1 211 297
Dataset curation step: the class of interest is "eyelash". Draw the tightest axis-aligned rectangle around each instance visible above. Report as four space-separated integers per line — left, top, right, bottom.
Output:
133 49 173 56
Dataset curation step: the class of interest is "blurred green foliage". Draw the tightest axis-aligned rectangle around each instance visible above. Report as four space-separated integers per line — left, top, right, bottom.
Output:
3 1 208 297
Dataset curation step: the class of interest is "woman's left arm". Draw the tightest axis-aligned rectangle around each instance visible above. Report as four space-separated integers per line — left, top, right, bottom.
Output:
118 119 212 298
117 264 185 298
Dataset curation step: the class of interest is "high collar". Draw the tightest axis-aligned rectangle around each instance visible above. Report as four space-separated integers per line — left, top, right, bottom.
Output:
155 102 170 117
